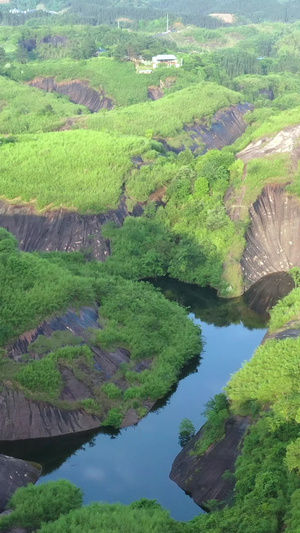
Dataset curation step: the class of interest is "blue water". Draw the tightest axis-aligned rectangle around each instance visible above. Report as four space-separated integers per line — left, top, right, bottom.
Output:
40 313 266 521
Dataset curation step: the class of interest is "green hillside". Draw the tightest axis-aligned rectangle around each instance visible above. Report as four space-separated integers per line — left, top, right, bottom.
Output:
86 82 241 139
0 75 87 134
0 130 155 212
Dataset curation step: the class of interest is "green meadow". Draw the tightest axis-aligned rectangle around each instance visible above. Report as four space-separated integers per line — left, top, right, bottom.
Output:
0 130 154 212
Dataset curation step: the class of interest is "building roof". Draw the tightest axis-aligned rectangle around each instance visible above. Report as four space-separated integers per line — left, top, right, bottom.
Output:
153 55 178 61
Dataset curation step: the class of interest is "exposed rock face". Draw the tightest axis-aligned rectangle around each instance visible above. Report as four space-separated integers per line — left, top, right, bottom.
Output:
237 123 300 164
0 198 128 260
0 454 41 512
170 415 250 510
161 103 253 154
29 77 114 112
0 387 101 441
7 307 131 377
186 103 253 153
244 272 294 318
148 77 176 100
148 86 164 100
41 35 68 46
0 307 153 441
241 186 300 289
263 318 300 343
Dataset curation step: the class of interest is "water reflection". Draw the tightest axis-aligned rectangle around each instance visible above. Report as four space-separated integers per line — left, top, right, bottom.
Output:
0 279 273 521
0 428 112 476
152 272 294 326
244 273 294 319
151 278 266 329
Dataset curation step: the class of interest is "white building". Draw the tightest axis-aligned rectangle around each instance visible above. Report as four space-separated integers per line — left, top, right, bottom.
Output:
152 55 181 69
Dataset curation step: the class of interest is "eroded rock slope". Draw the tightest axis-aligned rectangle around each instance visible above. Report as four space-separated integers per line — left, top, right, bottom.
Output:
0 199 128 260
241 186 300 289
170 415 250 510
0 307 152 441
29 77 114 112
162 103 253 153
0 454 41 512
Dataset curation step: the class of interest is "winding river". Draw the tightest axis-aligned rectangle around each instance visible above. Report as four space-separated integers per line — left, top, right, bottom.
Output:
0 274 294 521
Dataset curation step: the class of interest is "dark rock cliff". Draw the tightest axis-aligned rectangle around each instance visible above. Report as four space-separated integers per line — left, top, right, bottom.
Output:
170 317 300 510
0 199 128 260
243 272 294 318
0 454 41 512
0 307 152 441
186 103 253 153
29 77 114 112
241 186 300 290
148 77 176 100
170 415 250 510
0 387 102 441
148 85 164 100
161 103 253 154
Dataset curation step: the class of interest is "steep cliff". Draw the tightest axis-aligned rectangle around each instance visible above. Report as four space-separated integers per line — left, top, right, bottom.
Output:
186 103 253 153
241 186 300 290
0 387 102 441
224 122 300 293
29 77 114 112
0 455 41 512
170 321 300 511
0 307 153 441
0 199 128 260
243 272 294 318
170 415 250 510
161 103 253 154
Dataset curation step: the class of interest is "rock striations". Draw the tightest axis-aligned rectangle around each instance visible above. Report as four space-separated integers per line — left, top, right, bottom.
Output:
170 415 250 510
0 454 41 512
161 103 253 154
0 198 128 260
0 307 152 441
241 185 300 289
29 77 114 112
186 103 253 153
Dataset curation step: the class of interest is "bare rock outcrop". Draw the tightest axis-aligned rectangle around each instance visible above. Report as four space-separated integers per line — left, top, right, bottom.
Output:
0 307 153 441
241 185 300 289
170 415 250 510
244 272 294 318
0 198 128 260
148 77 176 100
237 123 300 164
186 103 253 153
0 454 41 512
148 85 164 100
29 77 114 112
161 103 253 154
0 387 102 441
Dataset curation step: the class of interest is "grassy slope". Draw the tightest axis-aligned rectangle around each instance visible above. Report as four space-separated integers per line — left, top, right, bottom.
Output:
0 230 201 422
0 130 153 212
85 82 241 138
0 75 87 134
13 57 164 106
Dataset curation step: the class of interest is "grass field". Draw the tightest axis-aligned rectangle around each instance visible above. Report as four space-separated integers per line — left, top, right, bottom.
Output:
0 75 87 134
0 130 154 212
12 57 164 106
85 81 241 138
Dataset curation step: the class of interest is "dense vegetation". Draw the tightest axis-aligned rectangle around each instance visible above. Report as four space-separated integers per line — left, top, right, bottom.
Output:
0 229 201 422
0 130 155 211
1 3 300 532
85 82 240 138
0 75 86 134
